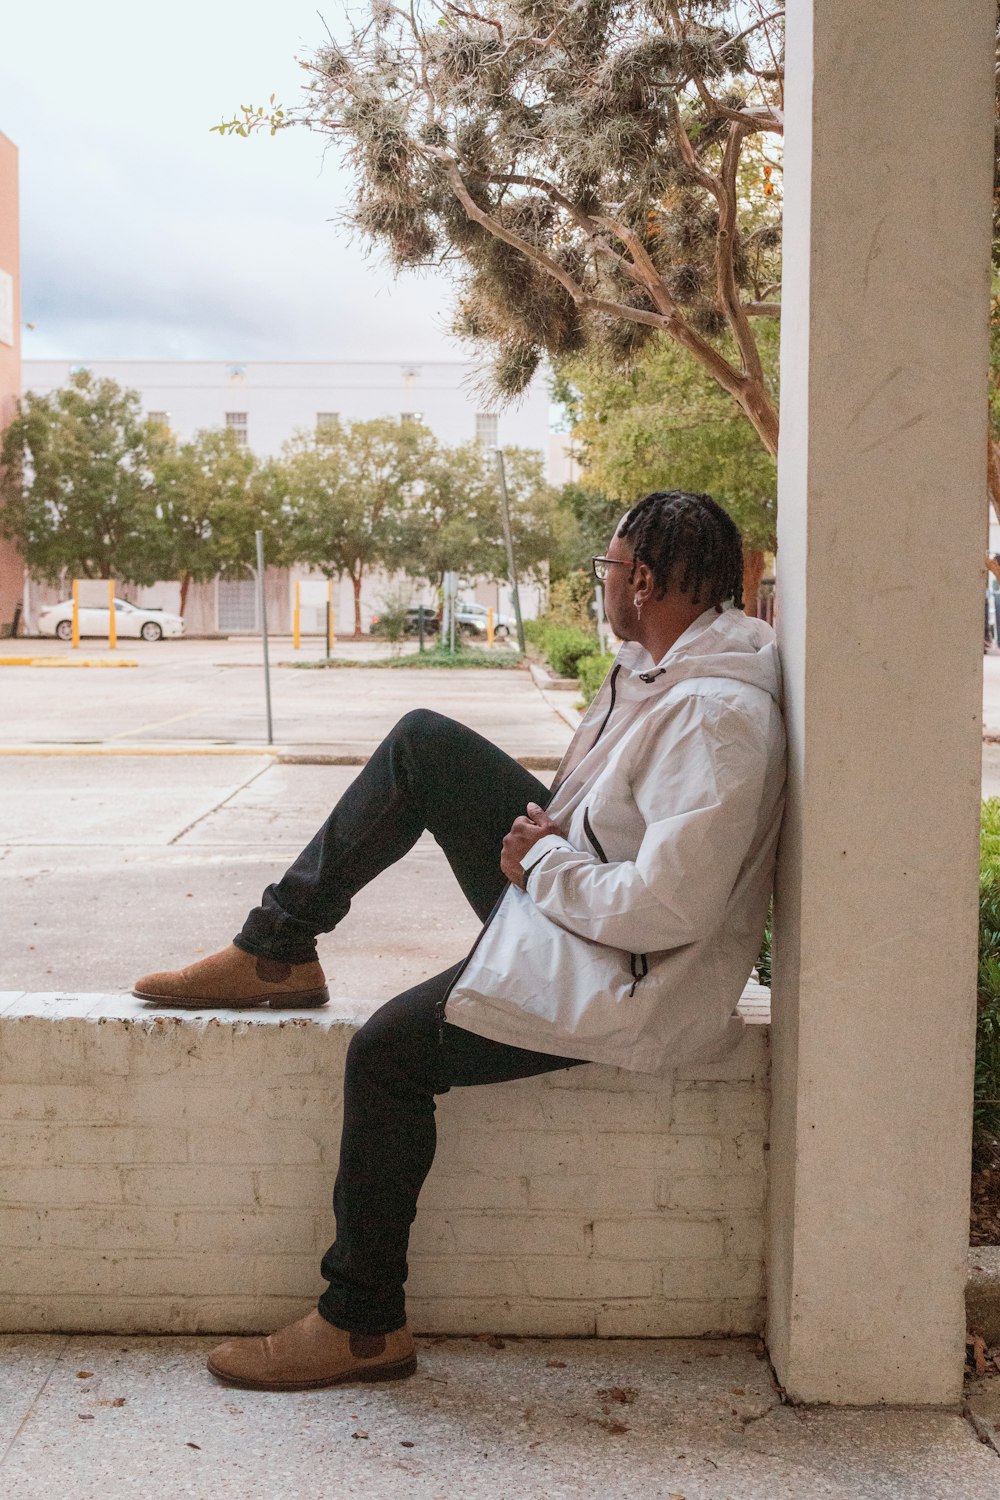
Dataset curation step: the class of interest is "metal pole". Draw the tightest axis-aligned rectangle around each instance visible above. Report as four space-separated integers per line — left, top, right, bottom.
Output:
325 578 332 661
595 582 608 656
493 448 526 654
255 530 274 746
449 572 457 655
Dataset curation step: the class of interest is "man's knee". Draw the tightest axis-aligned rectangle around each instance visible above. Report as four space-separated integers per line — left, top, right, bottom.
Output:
346 1001 424 1081
393 708 455 745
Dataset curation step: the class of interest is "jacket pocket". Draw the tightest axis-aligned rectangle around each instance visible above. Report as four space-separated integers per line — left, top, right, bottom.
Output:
583 806 647 996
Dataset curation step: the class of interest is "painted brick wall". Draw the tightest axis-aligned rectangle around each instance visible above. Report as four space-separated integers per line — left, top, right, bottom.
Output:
0 990 769 1336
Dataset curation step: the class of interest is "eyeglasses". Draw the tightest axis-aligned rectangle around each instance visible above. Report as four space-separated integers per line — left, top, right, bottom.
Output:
592 556 628 583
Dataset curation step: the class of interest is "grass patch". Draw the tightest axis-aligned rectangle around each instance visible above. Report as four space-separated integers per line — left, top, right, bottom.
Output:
290 645 524 671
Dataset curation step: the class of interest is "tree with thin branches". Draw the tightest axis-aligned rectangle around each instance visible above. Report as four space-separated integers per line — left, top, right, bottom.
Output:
215 0 784 602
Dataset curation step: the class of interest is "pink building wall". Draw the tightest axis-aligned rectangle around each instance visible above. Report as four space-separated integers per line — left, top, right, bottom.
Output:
0 132 22 634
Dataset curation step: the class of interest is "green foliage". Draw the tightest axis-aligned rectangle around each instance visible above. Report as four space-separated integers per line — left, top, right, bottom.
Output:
401 441 566 589
977 799 1000 1143
229 3 784 452
0 370 172 585
555 324 779 551
292 644 522 669
370 583 414 646
155 426 272 610
546 572 598 632
540 625 600 678
274 416 434 635
576 651 617 704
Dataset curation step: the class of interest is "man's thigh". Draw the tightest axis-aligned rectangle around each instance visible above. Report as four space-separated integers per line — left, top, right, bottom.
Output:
401 711 552 920
350 964 586 1095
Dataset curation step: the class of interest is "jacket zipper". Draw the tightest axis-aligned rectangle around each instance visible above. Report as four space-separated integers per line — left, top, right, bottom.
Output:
583 805 647 997
437 664 625 1043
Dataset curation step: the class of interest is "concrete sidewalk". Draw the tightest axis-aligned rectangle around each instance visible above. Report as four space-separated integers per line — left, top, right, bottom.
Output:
0 1333 995 1499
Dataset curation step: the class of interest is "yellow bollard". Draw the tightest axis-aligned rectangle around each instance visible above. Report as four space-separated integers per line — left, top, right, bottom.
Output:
487 607 494 648
108 580 117 650
293 580 301 650
71 580 80 648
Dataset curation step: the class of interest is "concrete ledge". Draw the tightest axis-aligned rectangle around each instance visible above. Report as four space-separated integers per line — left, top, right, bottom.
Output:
0 987 770 1337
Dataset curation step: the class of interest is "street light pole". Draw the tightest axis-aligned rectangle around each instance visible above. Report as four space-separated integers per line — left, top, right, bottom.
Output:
494 447 526 654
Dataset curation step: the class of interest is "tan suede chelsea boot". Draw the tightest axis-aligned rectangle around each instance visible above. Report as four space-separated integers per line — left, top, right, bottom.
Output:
207 1309 417 1391
133 944 329 1009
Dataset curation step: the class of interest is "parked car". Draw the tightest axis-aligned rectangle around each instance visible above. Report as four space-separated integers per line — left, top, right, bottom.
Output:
369 606 440 637
37 599 185 642
454 602 512 637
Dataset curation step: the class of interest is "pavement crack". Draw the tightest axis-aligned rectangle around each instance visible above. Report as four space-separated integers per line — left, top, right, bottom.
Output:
0 1337 71 1473
963 1398 1000 1458
168 761 274 846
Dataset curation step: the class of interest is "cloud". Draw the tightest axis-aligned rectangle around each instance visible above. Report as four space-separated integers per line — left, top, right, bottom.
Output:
5 1 463 361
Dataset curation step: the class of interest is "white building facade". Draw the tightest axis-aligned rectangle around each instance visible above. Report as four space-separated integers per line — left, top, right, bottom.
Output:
21 359 567 635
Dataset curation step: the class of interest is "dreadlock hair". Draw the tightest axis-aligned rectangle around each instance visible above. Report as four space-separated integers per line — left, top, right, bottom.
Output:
617 490 744 612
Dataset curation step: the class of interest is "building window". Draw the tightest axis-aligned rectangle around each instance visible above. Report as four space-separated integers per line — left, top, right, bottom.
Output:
475 413 498 448
400 411 424 426
217 578 258 633
225 411 248 449
316 412 339 436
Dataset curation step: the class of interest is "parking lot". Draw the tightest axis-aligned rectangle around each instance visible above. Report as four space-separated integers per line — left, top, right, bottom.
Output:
0 639 568 996
0 636 571 758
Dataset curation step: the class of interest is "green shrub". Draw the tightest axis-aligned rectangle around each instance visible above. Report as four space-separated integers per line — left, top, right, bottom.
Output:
522 618 549 650
576 651 617 706
977 799 1000 1145
546 572 596 633
543 626 600 678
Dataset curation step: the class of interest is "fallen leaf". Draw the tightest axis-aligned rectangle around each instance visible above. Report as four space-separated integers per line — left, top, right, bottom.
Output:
485 1335 506 1350
586 1416 629 1435
76 1371 94 1380
352 1431 369 1440
969 1333 988 1376
596 1385 638 1405
78 1413 95 1421
96 1397 126 1408
729 1388 745 1396
545 1359 567 1369
186 1442 201 1450
400 1440 415 1448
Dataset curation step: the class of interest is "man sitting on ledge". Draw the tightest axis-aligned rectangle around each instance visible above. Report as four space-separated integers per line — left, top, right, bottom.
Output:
133 489 786 1393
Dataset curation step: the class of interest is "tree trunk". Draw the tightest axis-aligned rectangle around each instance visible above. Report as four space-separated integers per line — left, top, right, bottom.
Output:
179 571 191 618
743 547 766 615
352 571 363 638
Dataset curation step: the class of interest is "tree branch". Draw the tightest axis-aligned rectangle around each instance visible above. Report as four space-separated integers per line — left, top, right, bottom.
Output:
438 155 671 330
715 122 765 385
691 75 783 135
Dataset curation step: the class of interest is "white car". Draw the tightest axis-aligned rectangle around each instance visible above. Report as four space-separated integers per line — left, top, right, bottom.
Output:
37 599 185 642
455 601 513 637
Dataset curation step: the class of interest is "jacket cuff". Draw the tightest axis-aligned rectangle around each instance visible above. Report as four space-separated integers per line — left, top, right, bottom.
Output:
521 833 574 891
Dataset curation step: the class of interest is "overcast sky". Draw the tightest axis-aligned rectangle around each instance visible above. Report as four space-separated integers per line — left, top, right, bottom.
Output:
2 1 461 362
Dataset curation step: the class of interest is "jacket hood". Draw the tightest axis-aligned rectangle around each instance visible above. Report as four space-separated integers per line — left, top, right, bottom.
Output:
616 605 783 706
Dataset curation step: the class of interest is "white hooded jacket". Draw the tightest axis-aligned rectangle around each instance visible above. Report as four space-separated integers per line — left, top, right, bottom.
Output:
443 605 786 1075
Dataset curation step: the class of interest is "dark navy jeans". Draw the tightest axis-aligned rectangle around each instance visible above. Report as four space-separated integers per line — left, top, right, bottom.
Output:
235 710 586 1333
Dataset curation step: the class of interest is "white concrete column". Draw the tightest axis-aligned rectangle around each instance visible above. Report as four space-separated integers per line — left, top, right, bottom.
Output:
770 0 996 1404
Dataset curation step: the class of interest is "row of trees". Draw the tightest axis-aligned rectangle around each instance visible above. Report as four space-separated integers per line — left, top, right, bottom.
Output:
0 371 577 636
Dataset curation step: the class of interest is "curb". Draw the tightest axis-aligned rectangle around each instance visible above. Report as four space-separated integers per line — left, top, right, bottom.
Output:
0 743 565 770
0 657 139 668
